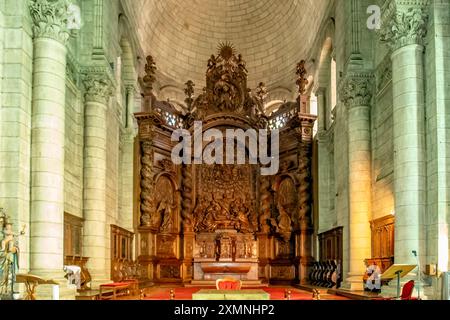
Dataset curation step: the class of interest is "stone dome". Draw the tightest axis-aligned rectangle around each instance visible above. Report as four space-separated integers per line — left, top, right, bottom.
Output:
123 0 330 99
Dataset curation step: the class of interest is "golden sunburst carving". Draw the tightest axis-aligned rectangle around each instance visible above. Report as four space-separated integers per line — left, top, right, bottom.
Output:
217 41 236 60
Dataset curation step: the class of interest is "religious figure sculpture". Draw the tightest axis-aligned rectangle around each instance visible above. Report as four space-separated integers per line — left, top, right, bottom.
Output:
296 60 309 95
142 55 157 91
0 209 25 298
237 54 248 74
203 201 220 232
214 75 236 111
193 200 207 232
276 204 293 242
215 201 231 222
207 55 217 74
159 199 175 233
234 199 251 233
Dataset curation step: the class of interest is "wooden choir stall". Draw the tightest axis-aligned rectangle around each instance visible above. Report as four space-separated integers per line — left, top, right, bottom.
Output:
134 44 317 286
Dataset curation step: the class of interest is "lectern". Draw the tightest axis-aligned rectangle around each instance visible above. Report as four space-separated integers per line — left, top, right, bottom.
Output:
15 274 58 300
381 264 416 299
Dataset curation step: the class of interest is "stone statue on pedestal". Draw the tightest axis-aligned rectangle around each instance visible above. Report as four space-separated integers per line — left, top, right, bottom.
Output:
0 209 25 299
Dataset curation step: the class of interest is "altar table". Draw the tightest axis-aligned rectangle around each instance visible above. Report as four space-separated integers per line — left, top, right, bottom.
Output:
192 289 270 300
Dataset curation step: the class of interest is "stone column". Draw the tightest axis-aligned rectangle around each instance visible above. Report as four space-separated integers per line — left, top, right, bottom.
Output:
316 87 330 233
29 0 69 280
82 74 112 283
341 74 373 290
119 85 137 232
125 85 136 129
379 2 428 267
378 2 429 298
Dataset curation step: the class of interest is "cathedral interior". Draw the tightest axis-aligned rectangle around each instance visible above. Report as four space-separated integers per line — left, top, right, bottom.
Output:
1 0 450 301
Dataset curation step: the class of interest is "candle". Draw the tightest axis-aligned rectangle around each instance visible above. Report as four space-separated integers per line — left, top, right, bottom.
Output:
52 285 60 300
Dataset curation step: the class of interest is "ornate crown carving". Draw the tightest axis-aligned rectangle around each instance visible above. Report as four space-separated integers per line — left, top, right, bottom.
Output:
192 43 262 120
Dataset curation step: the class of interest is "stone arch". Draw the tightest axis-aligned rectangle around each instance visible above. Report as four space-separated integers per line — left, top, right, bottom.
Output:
310 14 336 86
117 14 140 126
314 40 334 90
265 100 285 116
309 17 337 131
118 13 142 73
118 14 138 85
159 85 187 111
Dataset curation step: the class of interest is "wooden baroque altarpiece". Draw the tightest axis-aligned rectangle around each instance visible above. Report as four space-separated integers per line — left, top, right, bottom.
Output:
135 44 317 285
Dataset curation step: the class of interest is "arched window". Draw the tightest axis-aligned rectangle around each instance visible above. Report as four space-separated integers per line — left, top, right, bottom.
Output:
115 56 122 86
330 57 337 113
310 93 318 136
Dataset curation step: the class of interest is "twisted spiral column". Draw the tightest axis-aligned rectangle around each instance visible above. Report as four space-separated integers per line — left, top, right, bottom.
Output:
140 141 155 227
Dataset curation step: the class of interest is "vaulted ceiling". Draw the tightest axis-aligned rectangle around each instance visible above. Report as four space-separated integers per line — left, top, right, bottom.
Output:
123 0 330 102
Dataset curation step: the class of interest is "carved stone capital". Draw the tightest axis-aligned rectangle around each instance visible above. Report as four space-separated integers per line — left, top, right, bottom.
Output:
83 74 113 105
29 0 71 44
318 128 335 155
340 74 374 108
378 1 430 51
313 87 327 97
125 84 137 96
317 128 331 143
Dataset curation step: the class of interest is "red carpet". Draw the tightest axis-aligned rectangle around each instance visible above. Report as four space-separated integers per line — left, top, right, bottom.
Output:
143 287 349 300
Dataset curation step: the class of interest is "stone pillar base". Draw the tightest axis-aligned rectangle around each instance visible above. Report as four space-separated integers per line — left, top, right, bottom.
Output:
35 280 78 300
26 271 77 300
342 274 365 291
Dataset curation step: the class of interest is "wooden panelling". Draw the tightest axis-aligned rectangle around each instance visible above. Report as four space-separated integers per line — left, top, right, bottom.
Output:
111 225 135 281
318 227 343 262
64 213 83 257
370 215 395 272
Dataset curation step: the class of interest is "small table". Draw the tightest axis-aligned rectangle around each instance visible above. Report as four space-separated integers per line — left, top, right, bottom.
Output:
15 274 58 300
192 290 270 300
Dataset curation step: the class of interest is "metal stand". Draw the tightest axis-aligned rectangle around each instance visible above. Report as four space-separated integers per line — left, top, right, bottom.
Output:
395 270 402 300
413 252 421 300
381 264 417 300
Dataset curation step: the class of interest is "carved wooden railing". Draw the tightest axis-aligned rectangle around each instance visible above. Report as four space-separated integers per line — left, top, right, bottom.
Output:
268 106 298 130
111 259 146 283
309 260 342 289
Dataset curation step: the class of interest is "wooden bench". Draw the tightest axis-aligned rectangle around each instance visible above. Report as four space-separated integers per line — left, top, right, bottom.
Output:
99 280 139 300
